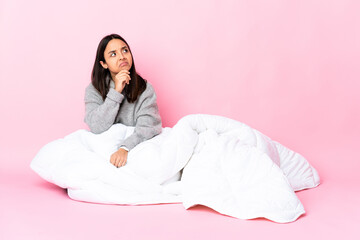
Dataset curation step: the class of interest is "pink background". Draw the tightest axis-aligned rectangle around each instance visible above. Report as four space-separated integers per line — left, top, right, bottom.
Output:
1 0 359 239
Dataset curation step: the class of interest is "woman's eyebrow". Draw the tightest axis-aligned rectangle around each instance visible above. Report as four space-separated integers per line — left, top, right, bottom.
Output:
108 46 128 54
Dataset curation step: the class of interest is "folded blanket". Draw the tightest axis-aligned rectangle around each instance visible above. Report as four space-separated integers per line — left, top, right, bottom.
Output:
31 114 320 223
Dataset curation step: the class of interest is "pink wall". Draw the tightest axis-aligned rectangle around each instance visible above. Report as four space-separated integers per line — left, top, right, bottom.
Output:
1 0 359 170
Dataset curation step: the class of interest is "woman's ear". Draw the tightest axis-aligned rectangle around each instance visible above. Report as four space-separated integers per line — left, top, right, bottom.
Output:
100 61 108 69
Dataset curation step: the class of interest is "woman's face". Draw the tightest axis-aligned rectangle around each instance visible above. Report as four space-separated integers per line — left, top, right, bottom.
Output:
100 39 133 76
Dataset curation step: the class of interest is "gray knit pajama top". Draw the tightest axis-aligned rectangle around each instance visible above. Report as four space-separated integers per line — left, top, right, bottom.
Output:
84 78 162 151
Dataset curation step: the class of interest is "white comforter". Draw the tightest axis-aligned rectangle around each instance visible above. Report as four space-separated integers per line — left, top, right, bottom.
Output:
31 114 320 223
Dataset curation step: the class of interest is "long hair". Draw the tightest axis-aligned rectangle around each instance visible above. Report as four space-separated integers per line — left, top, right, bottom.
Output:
91 34 146 103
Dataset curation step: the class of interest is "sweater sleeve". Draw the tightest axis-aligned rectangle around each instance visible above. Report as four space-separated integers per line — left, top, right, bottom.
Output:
121 83 162 150
84 84 124 134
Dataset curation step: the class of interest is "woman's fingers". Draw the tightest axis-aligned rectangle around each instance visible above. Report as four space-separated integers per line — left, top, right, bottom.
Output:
110 152 119 167
115 157 122 168
116 159 127 168
116 70 130 79
116 73 131 85
110 155 116 165
121 158 127 167
110 149 128 168
118 69 130 75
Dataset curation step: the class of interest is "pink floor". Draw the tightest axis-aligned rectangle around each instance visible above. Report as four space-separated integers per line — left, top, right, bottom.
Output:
1 137 359 240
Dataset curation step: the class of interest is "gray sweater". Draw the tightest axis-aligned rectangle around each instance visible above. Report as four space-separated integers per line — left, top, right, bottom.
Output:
84 79 162 151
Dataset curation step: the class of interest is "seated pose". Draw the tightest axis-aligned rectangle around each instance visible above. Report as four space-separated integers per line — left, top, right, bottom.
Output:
84 34 162 168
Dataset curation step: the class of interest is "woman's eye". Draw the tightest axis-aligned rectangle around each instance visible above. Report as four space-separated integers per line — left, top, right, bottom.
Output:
111 53 116 57
123 49 128 53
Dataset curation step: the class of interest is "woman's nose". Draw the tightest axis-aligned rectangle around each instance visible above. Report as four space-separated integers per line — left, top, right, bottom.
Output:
119 52 125 60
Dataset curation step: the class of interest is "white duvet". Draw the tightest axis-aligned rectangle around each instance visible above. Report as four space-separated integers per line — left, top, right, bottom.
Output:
31 114 320 223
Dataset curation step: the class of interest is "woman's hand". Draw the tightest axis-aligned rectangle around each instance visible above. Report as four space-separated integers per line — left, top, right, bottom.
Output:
114 70 131 93
110 148 128 168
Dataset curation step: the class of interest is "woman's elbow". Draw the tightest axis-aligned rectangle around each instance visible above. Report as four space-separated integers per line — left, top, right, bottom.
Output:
153 122 162 136
85 117 108 134
142 124 162 140
89 126 105 134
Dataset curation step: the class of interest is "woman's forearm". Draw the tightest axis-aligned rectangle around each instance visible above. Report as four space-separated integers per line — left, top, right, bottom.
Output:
85 87 124 134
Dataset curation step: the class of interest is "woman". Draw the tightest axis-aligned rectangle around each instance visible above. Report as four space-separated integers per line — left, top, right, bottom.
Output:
84 34 162 168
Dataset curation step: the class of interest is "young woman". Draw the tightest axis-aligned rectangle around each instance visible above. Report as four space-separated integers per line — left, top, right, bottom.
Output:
84 34 162 168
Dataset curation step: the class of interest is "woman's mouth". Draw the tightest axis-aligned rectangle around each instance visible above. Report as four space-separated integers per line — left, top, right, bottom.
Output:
120 62 128 67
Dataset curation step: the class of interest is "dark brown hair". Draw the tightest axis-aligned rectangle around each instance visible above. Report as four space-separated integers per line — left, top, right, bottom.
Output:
91 34 146 102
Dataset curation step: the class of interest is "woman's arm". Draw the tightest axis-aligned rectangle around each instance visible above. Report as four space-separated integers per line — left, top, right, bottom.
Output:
84 84 124 133
121 83 162 150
